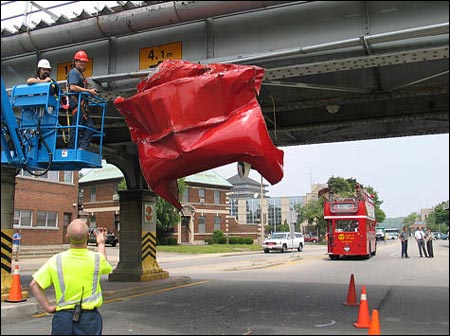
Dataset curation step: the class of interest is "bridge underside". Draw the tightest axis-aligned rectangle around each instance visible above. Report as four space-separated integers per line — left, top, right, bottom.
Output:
2 1 448 153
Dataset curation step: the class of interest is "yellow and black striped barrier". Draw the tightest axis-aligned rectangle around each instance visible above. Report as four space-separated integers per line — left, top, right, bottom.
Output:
141 231 168 281
1 229 13 297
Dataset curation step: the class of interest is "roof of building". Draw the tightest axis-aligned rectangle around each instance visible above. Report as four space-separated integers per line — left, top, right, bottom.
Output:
79 161 124 184
185 170 232 188
227 174 263 187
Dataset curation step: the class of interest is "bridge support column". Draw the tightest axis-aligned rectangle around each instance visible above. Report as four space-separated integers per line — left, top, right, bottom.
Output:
109 189 168 282
1 167 29 300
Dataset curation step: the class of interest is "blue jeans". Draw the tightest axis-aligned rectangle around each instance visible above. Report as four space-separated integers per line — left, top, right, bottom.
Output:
52 309 102 335
69 112 95 150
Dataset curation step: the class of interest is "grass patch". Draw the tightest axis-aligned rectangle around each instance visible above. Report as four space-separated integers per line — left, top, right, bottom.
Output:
157 244 262 254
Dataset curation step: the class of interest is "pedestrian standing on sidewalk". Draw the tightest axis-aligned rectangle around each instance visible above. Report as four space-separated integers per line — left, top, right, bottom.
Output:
425 228 434 258
12 229 22 261
414 226 428 258
30 219 112 335
399 225 410 258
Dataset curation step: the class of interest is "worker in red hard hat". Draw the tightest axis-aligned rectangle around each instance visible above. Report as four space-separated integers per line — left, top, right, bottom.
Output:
67 50 98 150
27 59 54 84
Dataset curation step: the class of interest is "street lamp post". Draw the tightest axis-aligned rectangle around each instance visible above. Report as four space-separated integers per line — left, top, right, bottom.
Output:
260 174 264 244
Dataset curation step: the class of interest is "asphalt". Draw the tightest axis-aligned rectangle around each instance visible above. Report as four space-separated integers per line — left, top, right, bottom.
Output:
1 244 194 322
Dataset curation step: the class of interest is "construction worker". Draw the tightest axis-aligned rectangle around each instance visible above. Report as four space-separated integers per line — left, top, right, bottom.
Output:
30 219 112 335
67 50 98 150
26 59 54 84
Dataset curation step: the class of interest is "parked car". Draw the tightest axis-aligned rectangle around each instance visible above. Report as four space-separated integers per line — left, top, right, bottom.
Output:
262 232 304 253
88 228 119 247
304 235 319 244
433 232 449 240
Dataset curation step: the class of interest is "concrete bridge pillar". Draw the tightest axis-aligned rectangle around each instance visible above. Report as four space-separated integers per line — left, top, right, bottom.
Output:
1 167 21 299
109 189 168 282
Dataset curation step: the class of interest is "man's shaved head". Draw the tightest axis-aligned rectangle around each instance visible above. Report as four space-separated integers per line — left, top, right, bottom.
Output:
67 219 89 246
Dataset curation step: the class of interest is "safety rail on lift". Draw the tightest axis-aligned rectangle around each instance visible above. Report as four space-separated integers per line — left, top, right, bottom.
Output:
1 78 106 173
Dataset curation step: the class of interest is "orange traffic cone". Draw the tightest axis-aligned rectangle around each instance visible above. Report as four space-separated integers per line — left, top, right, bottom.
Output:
353 285 370 328
368 309 381 335
4 264 27 303
343 273 358 306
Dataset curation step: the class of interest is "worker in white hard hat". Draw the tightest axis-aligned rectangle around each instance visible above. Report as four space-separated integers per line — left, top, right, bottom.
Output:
27 59 54 84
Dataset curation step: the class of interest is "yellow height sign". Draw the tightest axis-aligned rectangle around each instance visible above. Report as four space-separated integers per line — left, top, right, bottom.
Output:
56 59 93 81
139 42 182 69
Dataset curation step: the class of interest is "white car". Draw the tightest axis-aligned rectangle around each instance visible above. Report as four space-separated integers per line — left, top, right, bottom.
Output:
262 232 304 253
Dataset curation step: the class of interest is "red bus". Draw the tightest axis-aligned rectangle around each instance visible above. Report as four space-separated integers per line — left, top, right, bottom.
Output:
324 190 377 259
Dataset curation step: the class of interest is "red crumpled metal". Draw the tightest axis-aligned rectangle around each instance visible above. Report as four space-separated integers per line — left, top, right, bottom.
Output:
114 60 284 209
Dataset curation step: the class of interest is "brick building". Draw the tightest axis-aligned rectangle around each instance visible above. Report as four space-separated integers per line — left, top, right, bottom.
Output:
13 169 79 245
174 170 259 244
78 163 122 235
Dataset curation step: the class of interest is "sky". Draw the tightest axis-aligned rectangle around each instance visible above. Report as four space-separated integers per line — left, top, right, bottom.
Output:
3 2 449 219
213 134 449 219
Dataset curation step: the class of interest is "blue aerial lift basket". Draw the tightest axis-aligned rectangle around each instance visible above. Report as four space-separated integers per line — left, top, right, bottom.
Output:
1 77 106 173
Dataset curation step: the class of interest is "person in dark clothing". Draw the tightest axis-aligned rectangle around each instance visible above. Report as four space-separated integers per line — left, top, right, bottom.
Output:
425 228 434 258
67 50 98 150
399 225 409 258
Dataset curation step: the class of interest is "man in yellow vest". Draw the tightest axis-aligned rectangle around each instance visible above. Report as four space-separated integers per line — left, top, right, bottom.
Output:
30 219 112 335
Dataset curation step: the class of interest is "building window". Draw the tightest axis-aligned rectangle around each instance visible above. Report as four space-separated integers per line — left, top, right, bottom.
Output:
229 198 238 217
198 216 206 233
199 189 205 198
63 171 73 183
214 191 220 204
182 189 189 203
246 198 260 225
36 211 58 227
20 169 33 177
63 213 72 227
214 216 221 231
14 210 33 227
90 186 96 202
47 171 59 182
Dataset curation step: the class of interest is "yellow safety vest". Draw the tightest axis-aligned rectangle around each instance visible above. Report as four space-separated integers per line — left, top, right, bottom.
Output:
32 248 112 311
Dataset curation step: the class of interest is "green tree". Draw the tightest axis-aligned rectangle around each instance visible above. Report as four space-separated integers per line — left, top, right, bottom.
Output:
364 185 386 223
296 176 385 237
403 212 419 227
277 223 290 232
155 178 186 242
433 201 449 227
327 176 355 197
426 201 449 233
296 197 326 237
117 177 127 191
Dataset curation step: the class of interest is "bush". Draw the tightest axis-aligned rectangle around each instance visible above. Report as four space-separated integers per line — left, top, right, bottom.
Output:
212 230 224 244
245 237 254 244
238 237 246 244
157 237 178 245
166 237 178 245
204 238 213 245
228 237 238 244
218 237 227 244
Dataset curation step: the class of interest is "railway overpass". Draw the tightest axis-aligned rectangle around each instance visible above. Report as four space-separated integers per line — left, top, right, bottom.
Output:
1 0 448 281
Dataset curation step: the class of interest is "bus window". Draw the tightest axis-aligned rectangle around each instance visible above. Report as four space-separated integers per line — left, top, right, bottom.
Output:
337 219 359 232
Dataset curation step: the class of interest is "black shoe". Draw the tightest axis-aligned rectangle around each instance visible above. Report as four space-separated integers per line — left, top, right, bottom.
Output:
405 256 410 258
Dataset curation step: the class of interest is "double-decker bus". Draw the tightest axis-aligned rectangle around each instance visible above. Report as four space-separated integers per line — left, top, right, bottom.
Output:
324 190 377 259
